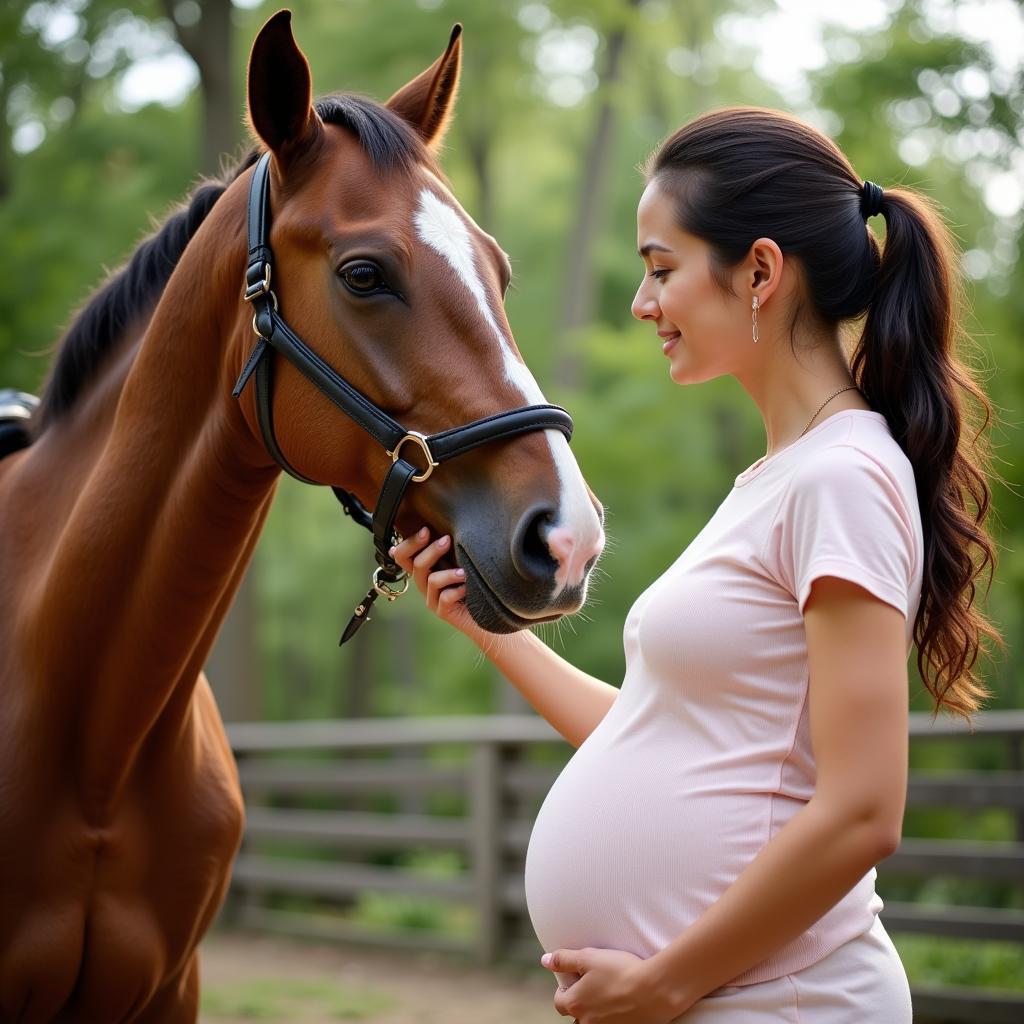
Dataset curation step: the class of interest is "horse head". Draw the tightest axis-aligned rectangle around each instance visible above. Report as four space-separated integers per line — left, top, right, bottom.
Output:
235 11 605 634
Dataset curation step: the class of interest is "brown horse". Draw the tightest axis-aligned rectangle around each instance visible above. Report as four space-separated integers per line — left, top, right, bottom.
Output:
0 10 604 1021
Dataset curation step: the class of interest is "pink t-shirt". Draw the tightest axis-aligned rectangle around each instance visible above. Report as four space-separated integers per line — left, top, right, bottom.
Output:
524 408 924 987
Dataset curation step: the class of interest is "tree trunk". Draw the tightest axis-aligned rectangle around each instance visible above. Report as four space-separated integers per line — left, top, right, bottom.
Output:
464 125 495 234
204 553 261 722
556 0 642 389
162 0 237 175
679 0 714 115
0 80 11 200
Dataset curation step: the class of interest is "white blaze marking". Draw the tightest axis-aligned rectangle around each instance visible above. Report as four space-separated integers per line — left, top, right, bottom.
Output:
413 185 604 594
414 189 541 399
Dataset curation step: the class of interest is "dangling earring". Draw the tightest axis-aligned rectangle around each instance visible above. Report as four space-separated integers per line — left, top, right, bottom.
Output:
751 296 759 344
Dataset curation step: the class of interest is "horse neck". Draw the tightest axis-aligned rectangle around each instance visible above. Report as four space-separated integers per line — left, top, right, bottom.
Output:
30 184 279 795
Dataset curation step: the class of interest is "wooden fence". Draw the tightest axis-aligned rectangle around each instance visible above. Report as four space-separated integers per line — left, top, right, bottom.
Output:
225 711 1024 1023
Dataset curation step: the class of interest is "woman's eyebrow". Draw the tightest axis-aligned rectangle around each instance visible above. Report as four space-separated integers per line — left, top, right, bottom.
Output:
638 242 672 258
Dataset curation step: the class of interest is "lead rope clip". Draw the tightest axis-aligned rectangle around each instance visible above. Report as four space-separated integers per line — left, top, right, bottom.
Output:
339 563 410 645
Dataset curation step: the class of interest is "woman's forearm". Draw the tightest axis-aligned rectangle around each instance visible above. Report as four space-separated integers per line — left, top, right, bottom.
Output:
474 629 618 747
640 797 898 1016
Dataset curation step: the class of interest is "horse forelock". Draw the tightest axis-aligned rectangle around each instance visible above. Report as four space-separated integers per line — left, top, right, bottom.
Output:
314 93 440 178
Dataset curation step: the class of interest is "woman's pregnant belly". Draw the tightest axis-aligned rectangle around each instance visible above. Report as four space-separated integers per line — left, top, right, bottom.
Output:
523 729 785 967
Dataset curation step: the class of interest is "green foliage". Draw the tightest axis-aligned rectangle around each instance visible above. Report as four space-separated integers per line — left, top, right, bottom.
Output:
349 890 467 935
894 934 1024 992
0 94 199 388
343 846 474 934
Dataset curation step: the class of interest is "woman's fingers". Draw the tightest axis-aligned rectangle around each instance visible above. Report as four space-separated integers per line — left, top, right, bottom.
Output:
390 528 458 596
436 582 475 633
390 526 431 573
413 533 450 575
390 526 477 635
426 568 466 611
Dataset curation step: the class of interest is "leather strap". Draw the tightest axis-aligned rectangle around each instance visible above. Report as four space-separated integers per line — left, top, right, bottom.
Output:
255 342 318 485
244 152 274 303
331 485 373 532
245 302 573 455
429 405 572 460
250 310 407 453
372 459 417 561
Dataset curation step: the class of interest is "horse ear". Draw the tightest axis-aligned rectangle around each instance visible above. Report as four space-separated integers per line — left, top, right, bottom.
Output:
246 9 321 158
386 24 462 150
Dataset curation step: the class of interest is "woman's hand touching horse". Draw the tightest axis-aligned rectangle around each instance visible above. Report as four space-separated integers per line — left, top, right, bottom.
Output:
390 528 485 641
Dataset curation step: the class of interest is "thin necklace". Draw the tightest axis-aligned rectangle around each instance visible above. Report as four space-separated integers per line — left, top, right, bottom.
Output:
798 385 861 438
750 385 863 470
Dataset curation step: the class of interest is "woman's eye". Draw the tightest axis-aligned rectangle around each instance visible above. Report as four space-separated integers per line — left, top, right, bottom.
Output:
649 268 670 281
339 261 386 294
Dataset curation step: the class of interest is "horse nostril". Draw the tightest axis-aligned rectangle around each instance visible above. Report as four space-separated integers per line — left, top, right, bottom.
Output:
511 504 558 583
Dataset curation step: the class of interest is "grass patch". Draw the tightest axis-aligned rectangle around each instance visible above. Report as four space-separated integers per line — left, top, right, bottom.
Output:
200 977 397 1020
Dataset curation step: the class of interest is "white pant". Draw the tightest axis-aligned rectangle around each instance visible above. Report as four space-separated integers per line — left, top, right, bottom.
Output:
674 916 913 1022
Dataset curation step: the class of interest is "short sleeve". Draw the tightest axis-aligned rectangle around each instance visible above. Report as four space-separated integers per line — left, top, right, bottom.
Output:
775 445 916 618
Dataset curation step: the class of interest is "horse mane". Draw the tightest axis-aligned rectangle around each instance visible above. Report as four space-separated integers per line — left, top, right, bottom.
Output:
34 93 434 431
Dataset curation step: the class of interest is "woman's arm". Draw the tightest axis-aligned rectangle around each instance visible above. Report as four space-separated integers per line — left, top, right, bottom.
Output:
547 575 910 1021
390 528 618 748
475 628 619 748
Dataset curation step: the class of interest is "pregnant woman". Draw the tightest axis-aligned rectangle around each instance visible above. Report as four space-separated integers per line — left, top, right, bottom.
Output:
390 106 1002 1022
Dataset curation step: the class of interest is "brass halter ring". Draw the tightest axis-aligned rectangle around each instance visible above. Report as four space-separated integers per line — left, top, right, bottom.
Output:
372 566 410 600
389 430 439 483
249 291 279 338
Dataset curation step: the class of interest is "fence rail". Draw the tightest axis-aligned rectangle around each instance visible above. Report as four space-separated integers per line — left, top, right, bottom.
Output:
225 710 1024 1023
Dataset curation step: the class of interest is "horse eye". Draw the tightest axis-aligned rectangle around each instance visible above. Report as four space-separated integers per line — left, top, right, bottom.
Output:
339 261 385 294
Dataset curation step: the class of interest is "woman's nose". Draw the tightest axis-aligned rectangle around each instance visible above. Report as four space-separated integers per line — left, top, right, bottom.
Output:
631 283 658 322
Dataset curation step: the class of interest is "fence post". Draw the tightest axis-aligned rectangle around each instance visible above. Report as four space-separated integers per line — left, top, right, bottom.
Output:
222 748 253 927
1009 733 1024 843
470 740 502 964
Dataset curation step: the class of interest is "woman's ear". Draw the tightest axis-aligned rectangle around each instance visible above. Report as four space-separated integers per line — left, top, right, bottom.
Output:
246 9 322 162
746 237 784 303
385 24 462 151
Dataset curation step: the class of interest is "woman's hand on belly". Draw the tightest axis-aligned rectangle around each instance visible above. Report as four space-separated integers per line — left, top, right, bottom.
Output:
541 947 682 1023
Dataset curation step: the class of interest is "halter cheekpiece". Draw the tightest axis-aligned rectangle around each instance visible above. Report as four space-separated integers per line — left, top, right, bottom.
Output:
860 179 885 219
233 152 575 644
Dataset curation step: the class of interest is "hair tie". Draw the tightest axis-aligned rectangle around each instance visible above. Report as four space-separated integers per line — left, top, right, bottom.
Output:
860 180 885 219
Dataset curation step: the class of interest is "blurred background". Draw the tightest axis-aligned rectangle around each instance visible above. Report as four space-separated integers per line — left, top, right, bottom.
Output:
1 0 1021 1018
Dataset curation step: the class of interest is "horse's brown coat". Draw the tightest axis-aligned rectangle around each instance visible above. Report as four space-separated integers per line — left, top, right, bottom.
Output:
0 11 601 1021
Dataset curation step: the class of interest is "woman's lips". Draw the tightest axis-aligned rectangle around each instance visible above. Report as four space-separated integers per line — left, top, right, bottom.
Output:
660 331 680 354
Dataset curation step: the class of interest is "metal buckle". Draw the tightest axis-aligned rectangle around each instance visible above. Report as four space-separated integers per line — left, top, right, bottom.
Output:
372 566 410 600
243 263 272 302
388 430 439 483
249 290 279 338
0 403 33 422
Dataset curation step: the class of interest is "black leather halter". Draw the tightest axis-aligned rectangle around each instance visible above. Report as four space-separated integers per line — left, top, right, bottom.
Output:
232 152 574 644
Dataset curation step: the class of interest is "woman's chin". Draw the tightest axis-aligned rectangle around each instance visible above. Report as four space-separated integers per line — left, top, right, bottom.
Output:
668 359 690 385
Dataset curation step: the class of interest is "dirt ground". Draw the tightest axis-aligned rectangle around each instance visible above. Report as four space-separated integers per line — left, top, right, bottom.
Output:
199 928 562 1024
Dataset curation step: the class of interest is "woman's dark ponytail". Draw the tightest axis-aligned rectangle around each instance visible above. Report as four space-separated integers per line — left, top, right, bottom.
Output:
852 186 1005 721
647 107 1006 722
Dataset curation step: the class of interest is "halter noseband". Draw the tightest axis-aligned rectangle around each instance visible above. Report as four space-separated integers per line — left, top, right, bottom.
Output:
232 152 574 644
